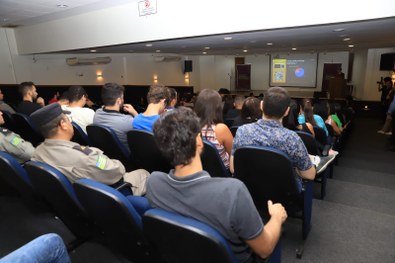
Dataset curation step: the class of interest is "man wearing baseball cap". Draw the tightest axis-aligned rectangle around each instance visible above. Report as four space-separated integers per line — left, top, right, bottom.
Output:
30 103 148 195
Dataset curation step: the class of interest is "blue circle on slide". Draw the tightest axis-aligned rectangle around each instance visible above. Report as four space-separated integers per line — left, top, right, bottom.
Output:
295 67 304 78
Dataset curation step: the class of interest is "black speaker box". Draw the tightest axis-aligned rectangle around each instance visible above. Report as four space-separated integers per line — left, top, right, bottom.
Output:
380 53 395 71
184 60 193 73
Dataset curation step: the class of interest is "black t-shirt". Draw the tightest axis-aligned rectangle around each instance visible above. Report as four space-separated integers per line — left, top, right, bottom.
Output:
16 101 42 116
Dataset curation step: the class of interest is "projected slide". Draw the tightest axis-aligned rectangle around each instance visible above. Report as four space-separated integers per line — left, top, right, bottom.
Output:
270 53 318 88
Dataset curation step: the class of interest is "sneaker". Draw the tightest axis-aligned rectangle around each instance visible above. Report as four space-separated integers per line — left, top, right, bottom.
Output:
316 154 336 174
377 130 385 134
328 149 339 156
385 132 392 135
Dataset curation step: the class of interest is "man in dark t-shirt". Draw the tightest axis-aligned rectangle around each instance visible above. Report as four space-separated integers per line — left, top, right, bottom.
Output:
16 82 45 116
146 107 287 263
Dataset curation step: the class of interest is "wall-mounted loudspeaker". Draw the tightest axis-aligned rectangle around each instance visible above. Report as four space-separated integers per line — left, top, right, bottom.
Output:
184 60 193 73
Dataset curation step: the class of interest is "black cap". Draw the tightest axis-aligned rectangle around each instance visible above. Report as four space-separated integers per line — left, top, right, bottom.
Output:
30 103 70 128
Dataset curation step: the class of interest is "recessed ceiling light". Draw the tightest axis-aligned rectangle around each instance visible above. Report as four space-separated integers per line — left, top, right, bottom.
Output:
266 42 273 46
333 28 345 32
343 37 351 41
204 47 210 50
156 49 161 53
56 4 68 8
243 49 248 53
224 36 232 40
202 51 207 55
145 43 153 47
292 47 297 51
250 40 256 43
90 49 97 53
348 44 354 48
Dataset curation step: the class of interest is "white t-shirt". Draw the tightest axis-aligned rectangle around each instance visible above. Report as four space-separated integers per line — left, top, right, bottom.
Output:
62 105 95 134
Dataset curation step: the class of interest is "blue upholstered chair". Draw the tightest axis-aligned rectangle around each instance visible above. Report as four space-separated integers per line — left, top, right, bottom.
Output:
234 146 313 259
86 124 134 171
201 140 230 177
24 161 95 241
0 151 34 198
127 129 172 173
11 113 44 147
143 208 239 263
73 178 156 262
71 122 91 146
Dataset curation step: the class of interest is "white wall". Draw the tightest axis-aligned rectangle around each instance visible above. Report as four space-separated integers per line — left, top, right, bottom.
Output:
1 28 393 101
13 0 395 54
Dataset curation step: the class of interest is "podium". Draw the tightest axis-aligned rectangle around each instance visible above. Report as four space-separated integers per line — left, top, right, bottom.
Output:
327 77 347 100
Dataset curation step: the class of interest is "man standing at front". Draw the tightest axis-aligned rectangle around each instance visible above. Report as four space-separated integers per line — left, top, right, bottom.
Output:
146 107 287 263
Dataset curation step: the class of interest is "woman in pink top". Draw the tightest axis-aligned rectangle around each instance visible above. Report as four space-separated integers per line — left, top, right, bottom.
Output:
194 89 233 170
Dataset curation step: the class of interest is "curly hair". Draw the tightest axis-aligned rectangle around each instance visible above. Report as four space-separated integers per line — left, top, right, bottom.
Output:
153 107 201 166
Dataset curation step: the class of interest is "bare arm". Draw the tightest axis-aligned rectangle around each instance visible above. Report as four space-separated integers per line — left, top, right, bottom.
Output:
245 200 287 259
123 104 138 117
215 123 233 156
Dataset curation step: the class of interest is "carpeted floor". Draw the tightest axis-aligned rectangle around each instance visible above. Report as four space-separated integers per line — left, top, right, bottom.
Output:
1 117 394 263
282 117 395 263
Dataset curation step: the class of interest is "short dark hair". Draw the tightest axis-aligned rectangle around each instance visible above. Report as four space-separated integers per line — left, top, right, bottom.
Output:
153 107 201 166
194 89 223 126
59 90 70 101
147 85 170 104
101 83 125 106
241 97 262 122
38 114 66 138
384 77 392 83
67 86 87 103
18 82 35 96
263 87 290 118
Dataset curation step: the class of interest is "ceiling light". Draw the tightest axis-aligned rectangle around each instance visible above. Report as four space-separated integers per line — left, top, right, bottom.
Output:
56 4 68 8
243 49 248 53
250 40 256 43
266 42 273 46
202 51 207 55
224 37 232 40
156 49 161 53
343 37 351 41
204 47 210 50
292 47 297 51
145 43 153 47
332 28 345 32
348 44 354 48
90 49 97 53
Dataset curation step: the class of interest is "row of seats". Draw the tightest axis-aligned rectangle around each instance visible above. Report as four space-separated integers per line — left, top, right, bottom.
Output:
0 151 283 262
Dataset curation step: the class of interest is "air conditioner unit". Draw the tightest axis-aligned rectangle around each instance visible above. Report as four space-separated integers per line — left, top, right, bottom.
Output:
154 56 181 62
66 57 112 66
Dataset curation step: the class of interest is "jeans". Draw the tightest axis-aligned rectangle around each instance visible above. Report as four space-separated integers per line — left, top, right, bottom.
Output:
0 233 70 263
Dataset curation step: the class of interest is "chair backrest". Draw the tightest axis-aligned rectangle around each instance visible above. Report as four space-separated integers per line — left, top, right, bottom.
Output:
143 208 239 263
295 131 320 156
230 126 239 137
11 113 44 147
1 111 15 131
74 178 153 262
86 124 131 170
0 151 34 198
24 161 93 238
201 140 229 177
127 130 172 173
313 126 328 147
223 118 234 128
233 146 300 214
71 122 91 146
